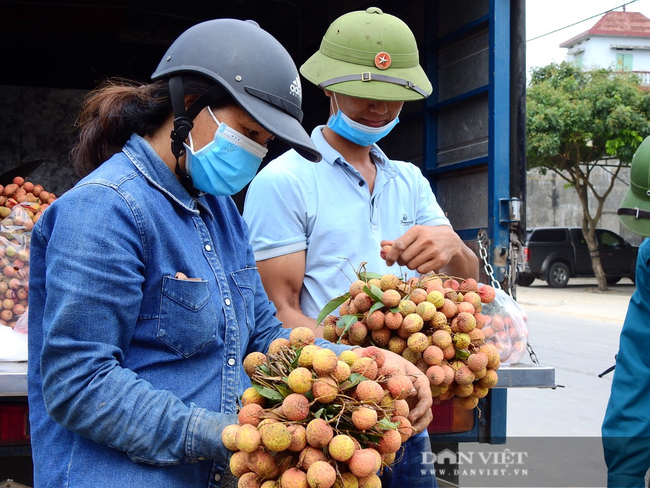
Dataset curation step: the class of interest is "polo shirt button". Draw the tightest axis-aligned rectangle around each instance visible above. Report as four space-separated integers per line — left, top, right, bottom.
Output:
214 474 221 482
198 456 205 461
205 244 212 251
225 298 231 306
358 180 364 186
228 358 236 366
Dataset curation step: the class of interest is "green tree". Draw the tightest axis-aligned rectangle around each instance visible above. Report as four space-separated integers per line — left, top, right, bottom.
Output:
527 62 650 291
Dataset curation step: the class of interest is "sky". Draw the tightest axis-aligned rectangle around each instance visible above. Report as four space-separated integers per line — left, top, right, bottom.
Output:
525 0 650 75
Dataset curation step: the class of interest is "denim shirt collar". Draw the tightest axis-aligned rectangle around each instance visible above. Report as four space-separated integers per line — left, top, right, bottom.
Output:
310 125 398 178
122 134 213 218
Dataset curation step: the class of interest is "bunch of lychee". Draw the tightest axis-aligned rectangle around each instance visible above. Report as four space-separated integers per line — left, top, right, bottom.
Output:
223 328 415 488
316 272 501 411
479 288 529 364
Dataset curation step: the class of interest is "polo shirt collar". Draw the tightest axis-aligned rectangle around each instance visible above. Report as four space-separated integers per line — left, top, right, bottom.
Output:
310 125 397 177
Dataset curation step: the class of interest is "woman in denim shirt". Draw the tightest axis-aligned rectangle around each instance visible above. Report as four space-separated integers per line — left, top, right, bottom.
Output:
27 18 432 488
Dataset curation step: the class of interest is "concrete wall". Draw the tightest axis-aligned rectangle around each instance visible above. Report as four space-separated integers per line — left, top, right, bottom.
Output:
0 85 85 197
525 165 642 245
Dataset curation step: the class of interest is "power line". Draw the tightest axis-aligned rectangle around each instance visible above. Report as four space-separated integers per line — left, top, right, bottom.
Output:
527 0 641 42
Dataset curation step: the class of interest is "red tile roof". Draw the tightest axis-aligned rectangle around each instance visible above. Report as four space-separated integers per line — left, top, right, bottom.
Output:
560 11 650 48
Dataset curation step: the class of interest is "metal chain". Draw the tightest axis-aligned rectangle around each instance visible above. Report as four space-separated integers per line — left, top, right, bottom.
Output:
476 229 541 365
477 230 501 290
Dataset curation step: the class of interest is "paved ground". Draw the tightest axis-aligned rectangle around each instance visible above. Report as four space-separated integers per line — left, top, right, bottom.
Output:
515 277 635 324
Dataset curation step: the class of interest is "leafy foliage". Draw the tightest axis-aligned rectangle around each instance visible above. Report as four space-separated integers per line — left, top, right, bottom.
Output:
526 62 650 290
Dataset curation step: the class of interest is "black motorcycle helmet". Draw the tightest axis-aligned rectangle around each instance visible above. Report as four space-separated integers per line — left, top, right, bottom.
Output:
152 18 320 169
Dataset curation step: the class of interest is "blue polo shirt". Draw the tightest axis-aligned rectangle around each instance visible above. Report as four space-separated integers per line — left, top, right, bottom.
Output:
244 126 450 319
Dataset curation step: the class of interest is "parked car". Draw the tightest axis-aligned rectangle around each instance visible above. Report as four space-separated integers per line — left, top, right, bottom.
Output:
517 227 638 288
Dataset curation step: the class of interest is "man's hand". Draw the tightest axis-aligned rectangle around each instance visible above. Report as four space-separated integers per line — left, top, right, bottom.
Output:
354 348 433 434
381 224 479 280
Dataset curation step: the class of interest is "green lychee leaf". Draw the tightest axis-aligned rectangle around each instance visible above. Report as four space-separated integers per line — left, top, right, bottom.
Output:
368 300 385 315
291 349 302 368
359 271 383 281
275 384 292 398
363 284 384 302
314 407 326 419
339 373 367 390
390 306 400 313
377 417 400 429
252 384 284 401
336 315 358 343
316 293 350 327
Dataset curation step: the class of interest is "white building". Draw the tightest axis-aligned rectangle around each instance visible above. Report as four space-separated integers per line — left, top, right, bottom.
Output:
560 11 650 84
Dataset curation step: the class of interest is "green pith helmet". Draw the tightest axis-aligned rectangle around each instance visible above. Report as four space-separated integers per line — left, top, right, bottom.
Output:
618 136 650 237
300 7 432 102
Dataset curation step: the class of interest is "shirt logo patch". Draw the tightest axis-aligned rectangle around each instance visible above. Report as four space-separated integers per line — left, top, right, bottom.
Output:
401 214 414 226
289 75 302 100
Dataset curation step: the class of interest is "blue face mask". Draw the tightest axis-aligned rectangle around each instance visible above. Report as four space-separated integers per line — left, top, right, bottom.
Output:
326 94 400 147
184 107 268 196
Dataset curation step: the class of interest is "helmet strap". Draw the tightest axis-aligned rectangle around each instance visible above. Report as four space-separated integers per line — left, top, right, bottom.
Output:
168 75 226 196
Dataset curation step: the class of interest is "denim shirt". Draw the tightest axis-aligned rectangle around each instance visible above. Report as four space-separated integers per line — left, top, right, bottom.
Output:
27 134 347 488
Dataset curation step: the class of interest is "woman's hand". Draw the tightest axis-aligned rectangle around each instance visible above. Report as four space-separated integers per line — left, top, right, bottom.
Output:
354 348 433 434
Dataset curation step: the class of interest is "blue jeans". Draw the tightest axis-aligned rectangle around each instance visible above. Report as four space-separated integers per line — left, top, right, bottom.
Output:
380 431 438 487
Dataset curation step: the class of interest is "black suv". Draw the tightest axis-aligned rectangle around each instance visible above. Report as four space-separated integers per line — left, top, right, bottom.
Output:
517 227 638 288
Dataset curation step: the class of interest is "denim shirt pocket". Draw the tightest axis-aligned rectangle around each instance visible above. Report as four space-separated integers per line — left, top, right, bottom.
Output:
230 267 257 334
158 276 218 358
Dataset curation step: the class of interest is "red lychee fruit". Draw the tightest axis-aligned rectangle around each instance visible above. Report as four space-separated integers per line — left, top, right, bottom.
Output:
426 365 446 385
381 289 401 308
349 280 367 299
380 273 399 291
221 424 239 451
443 278 460 291
364 310 385 331
348 448 382 478
422 345 444 366
312 377 339 403
229 450 251 477
299 445 327 470
312 349 339 376
268 337 291 355
238 471 261 488
307 461 337 488
238 403 264 426
290 326 316 348
361 346 386 368
409 287 428 305
283 393 310 421
287 424 307 452
386 374 413 400
243 352 266 377
459 278 478 293
384 311 403 330
287 367 313 394
377 428 402 454
355 380 384 404
467 352 489 372
353 292 374 313
281 468 309 488
477 284 496 303
352 406 378 431
350 357 378 380
306 418 334 448
235 423 261 453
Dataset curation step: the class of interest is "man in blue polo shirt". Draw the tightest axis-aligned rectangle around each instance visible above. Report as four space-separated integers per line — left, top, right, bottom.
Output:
244 7 478 487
